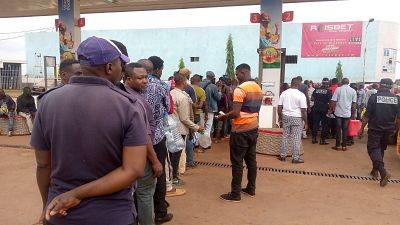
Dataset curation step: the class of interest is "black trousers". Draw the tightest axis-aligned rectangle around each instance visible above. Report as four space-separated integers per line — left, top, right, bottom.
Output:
328 117 336 137
335 117 350 147
367 129 390 173
169 135 185 179
308 110 313 132
230 128 258 197
312 110 328 139
153 137 169 218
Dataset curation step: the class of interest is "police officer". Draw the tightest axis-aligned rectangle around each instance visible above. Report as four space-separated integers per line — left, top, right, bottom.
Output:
359 78 400 187
311 78 332 145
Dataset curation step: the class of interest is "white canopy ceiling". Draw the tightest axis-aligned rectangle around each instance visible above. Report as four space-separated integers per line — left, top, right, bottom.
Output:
0 0 340 18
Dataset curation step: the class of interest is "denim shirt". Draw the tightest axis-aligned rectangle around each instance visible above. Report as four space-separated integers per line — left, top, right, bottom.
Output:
199 79 221 112
141 74 170 145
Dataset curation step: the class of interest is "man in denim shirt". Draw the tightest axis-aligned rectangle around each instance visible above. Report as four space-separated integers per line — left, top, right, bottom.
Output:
199 71 221 149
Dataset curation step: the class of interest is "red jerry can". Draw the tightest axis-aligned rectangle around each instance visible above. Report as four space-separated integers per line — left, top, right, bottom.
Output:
348 120 361 137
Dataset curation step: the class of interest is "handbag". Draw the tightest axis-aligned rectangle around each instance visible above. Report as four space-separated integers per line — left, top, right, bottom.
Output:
348 119 361 137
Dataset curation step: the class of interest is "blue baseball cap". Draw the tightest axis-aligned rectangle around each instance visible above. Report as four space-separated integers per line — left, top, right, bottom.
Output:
77 36 130 66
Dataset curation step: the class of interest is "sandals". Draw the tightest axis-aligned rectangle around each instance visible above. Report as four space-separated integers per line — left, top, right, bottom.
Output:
166 187 186 197
331 146 348 151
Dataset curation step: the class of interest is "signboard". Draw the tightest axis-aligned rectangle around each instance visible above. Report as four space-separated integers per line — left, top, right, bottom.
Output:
382 48 397 73
259 0 282 68
58 0 77 61
44 56 56 67
282 11 294 22
250 11 293 23
250 13 261 23
301 21 363 58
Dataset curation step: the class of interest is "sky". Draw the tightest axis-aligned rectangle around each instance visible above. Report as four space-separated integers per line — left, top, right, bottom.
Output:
0 0 399 61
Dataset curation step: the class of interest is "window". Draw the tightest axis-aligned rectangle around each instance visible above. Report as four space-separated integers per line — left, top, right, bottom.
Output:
285 55 298 64
190 57 199 62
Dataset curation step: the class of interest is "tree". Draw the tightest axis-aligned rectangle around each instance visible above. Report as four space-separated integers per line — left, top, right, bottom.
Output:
178 57 185 70
335 61 343 81
225 33 235 80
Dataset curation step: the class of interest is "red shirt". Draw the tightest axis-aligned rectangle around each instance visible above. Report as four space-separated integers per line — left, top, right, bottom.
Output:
329 84 338 95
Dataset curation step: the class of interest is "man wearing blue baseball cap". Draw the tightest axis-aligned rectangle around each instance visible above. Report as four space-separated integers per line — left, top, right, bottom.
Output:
31 36 148 225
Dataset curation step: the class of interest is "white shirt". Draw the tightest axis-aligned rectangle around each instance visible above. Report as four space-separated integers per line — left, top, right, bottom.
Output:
279 88 307 117
364 88 377 108
331 84 357 118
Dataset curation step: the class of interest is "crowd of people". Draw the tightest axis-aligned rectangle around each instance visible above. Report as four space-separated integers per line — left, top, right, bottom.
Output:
1 36 398 225
28 36 263 225
278 76 399 187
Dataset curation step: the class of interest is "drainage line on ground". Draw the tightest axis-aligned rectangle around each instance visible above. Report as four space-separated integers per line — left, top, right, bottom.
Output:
194 160 400 184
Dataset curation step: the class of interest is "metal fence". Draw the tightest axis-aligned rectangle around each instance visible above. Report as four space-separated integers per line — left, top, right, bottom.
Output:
0 63 21 89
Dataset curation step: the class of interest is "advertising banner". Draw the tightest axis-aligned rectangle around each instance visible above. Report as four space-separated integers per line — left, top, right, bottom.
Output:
301 21 363 58
58 0 77 61
259 0 282 68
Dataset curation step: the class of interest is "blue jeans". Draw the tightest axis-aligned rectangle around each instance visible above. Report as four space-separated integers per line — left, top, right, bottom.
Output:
0 112 14 131
136 161 157 225
186 136 194 166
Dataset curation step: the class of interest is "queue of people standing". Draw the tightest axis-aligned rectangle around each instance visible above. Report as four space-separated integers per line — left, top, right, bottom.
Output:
278 76 399 187
31 36 263 225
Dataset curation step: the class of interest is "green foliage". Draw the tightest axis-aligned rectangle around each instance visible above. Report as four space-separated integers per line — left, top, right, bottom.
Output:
178 57 185 70
225 34 235 80
335 61 343 81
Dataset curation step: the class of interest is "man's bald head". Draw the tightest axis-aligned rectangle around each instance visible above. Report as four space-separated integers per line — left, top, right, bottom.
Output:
342 78 349 85
137 59 154 74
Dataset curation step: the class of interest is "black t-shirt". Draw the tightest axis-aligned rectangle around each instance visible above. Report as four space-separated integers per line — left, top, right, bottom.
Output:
365 90 400 131
312 86 332 113
17 95 37 113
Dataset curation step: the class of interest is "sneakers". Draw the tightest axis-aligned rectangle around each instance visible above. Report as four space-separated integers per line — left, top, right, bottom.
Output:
172 178 185 186
302 131 308 139
312 137 317 144
370 169 379 179
241 188 255 197
7 131 12 137
277 155 286 162
319 139 329 145
380 170 391 187
292 158 304 164
166 187 186 197
186 163 197 169
220 192 241 203
155 213 173 224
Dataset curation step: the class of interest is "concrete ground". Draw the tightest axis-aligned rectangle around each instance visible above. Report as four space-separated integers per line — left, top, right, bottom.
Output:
0 135 399 225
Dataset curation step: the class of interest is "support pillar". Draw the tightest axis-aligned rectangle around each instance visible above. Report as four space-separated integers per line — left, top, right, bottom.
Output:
58 0 81 62
258 0 283 128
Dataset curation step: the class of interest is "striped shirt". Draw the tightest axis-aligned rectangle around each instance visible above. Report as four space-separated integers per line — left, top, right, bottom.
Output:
232 81 263 133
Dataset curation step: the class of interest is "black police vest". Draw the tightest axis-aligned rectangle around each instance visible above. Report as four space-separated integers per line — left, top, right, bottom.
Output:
368 91 399 131
312 87 332 113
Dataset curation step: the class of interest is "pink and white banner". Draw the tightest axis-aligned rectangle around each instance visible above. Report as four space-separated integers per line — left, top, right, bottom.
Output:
301 21 363 58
